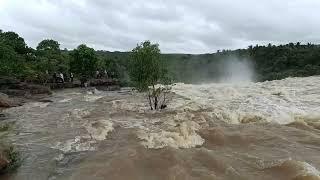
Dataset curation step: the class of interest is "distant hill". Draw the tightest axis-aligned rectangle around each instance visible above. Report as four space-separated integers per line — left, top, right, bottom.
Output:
96 43 320 83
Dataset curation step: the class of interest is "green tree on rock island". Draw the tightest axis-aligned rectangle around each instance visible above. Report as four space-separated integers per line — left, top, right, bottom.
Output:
129 40 172 110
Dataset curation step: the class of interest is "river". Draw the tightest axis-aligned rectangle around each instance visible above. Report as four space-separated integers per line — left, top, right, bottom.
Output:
1 76 320 180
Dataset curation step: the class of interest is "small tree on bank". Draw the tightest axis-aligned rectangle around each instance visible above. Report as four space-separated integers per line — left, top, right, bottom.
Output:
129 41 171 110
70 44 98 83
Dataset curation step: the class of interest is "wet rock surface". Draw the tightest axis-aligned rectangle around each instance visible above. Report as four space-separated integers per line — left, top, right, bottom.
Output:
4 83 52 96
89 79 119 87
0 151 9 172
0 93 17 108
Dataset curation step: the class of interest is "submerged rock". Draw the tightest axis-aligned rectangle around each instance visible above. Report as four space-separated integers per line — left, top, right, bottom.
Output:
0 146 21 175
0 92 24 108
0 114 6 121
38 99 53 103
0 93 15 108
0 152 9 172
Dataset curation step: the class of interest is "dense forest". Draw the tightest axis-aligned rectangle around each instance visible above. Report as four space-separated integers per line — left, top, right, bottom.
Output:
1 29 320 85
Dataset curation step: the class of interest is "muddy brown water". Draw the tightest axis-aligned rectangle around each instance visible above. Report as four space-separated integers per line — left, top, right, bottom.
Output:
1 76 320 180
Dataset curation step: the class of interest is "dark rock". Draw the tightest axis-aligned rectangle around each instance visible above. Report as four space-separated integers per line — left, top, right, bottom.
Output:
0 151 9 172
0 92 24 107
0 93 8 99
0 113 6 121
2 83 52 97
48 82 80 89
160 104 167 109
0 146 21 174
89 79 120 87
0 77 52 107
39 99 53 103
0 77 19 87
0 93 14 108
8 83 52 95
0 89 28 97
28 84 52 95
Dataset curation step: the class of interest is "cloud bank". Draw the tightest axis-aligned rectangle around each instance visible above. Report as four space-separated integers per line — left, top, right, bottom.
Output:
1 0 320 53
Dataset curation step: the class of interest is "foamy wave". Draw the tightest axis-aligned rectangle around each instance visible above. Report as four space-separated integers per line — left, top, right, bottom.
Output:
138 121 204 149
53 136 96 153
85 119 114 141
172 76 320 125
69 108 91 119
111 99 149 113
53 119 114 153
28 102 50 108
271 159 320 179
58 98 72 103
83 95 104 102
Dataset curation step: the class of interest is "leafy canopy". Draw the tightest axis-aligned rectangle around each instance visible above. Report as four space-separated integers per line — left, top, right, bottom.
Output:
70 44 98 77
129 40 167 91
0 31 27 55
35 39 69 74
36 39 60 52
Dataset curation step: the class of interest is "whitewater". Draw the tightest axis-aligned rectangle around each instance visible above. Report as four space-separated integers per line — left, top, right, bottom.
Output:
1 76 320 180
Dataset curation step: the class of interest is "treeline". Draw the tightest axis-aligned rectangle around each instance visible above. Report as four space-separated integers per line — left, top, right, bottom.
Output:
95 43 320 83
1 29 320 85
0 30 127 85
249 43 320 81
161 43 320 83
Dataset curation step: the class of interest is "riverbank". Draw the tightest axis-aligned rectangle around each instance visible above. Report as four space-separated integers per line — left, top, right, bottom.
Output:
0 77 121 108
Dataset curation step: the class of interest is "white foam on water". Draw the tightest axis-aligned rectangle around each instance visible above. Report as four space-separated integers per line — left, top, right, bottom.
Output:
171 76 320 125
274 159 320 178
53 136 96 153
83 95 104 102
28 102 50 108
53 113 114 153
138 120 204 149
54 154 64 161
85 88 102 95
69 108 91 119
297 161 320 177
111 99 149 113
58 98 72 103
85 119 114 141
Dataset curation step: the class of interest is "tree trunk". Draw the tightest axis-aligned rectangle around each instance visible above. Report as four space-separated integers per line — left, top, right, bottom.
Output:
152 84 158 110
148 91 153 110
154 96 158 110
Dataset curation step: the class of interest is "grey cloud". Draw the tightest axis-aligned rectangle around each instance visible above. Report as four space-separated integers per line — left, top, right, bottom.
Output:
0 0 320 53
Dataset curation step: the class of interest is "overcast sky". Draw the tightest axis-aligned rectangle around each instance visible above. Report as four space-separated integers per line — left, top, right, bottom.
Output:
1 0 320 53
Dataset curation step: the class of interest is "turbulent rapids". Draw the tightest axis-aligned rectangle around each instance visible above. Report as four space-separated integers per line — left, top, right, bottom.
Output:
2 76 320 180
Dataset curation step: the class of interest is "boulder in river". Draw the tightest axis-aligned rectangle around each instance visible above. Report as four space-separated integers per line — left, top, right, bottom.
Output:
0 93 15 108
0 146 21 174
0 152 9 172
0 113 6 121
